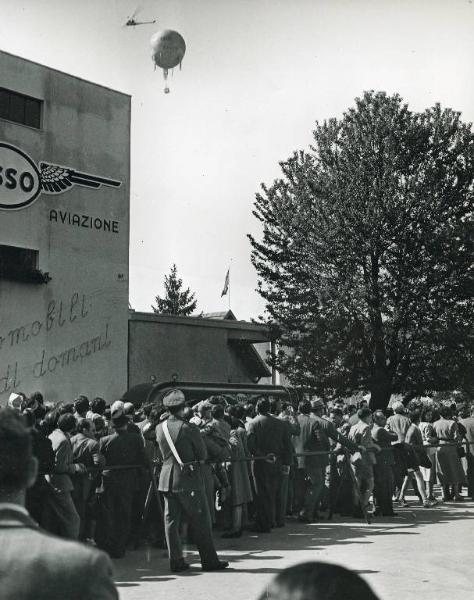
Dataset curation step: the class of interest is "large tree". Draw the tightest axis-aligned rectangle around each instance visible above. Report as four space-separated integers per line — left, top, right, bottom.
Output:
152 264 197 316
249 91 474 409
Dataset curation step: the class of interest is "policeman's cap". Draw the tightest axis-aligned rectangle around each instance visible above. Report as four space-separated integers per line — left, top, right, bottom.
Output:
162 389 186 408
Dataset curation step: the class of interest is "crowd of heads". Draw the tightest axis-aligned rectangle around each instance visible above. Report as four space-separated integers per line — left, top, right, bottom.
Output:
1 386 472 600
4 387 473 451
3 390 130 445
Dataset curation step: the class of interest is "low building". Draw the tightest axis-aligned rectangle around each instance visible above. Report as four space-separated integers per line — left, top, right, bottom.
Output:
128 310 272 389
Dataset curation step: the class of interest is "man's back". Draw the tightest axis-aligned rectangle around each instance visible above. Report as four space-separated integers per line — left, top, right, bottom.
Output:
0 507 117 600
386 413 411 442
350 421 376 466
294 413 315 468
348 413 359 426
372 424 396 466
309 415 336 451
100 430 145 488
306 415 344 469
460 416 474 457
71 433 100 468
247 414 292 464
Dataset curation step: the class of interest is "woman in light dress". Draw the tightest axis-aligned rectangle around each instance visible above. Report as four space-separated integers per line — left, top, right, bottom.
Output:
433 405 466 501
419 405 439 500
398 409 437 508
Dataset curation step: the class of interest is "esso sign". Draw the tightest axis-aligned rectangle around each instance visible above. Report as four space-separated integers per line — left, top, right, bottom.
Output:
0 142 41 210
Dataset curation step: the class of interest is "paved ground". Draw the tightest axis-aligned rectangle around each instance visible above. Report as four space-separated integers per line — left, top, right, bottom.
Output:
114 496 474 600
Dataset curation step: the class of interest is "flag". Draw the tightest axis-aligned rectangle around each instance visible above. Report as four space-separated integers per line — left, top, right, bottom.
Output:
221 268 230 297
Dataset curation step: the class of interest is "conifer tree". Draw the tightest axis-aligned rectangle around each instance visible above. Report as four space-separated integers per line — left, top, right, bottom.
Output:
152 264 197 316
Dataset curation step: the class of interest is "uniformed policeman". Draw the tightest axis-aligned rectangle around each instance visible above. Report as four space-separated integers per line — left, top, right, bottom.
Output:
156 389 229 573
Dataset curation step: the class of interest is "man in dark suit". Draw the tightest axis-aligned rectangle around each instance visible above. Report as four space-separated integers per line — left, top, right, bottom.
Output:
96 401 147 558
156 389 228 573
372 410 398 516
247 397 293 532
0 408 117 600
298 399 359 522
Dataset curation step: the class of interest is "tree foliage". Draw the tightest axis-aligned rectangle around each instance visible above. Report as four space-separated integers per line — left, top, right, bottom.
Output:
249 91 474 409
152 264 197 316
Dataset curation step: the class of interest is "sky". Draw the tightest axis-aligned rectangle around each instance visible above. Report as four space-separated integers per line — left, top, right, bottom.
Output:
1 0 473 320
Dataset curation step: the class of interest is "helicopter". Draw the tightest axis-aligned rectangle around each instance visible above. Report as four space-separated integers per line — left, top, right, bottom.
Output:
124 6 156 27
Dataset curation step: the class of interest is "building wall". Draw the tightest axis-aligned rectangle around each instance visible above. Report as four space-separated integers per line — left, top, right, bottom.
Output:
254 341 291 387
128 318 260 388
0 52 130 404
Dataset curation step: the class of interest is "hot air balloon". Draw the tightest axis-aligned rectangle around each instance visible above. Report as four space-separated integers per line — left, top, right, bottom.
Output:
150 30 186 94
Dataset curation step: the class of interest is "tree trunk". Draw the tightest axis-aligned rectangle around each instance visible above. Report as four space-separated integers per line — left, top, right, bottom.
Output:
367 254 393 411
368 371 392 411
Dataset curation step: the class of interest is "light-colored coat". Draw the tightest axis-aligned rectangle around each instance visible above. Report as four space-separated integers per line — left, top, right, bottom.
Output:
294 413 315 469
47 428 76 493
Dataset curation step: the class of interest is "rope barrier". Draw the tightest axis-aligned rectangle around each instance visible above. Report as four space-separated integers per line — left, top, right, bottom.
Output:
39 440 474 475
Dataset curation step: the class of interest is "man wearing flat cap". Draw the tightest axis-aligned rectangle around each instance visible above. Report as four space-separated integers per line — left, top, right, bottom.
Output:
156 388 229 573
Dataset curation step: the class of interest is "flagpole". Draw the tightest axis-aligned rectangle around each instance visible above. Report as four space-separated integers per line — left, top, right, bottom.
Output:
228 264 231 310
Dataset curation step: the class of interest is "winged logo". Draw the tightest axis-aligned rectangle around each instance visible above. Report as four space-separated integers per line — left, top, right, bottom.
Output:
0 142 122 210
40 162 122 194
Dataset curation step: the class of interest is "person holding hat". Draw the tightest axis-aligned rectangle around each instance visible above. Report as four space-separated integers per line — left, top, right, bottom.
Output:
95 401 147 558
156 388 229 573
191 399 231 526
190 400 213 427
123 402 141 435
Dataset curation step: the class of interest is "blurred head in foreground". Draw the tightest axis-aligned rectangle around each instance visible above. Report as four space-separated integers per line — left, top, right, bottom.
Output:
257 562 380 600
0 408 37 503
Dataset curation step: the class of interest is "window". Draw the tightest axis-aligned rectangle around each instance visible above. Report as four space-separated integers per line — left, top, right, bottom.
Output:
0 244 50 284
0 88 42 129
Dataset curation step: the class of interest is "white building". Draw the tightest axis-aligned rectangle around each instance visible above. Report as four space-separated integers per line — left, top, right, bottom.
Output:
0 51 130 404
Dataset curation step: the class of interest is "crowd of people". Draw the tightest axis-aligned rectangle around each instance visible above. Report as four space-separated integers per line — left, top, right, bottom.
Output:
1 388 473 579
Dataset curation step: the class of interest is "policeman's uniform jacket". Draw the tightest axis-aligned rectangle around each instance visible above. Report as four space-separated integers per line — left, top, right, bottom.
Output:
156 415 207 493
